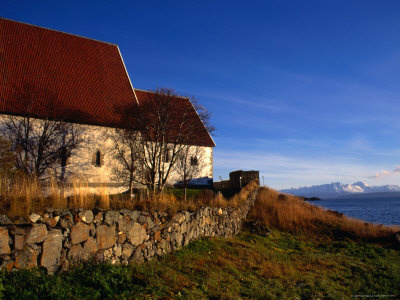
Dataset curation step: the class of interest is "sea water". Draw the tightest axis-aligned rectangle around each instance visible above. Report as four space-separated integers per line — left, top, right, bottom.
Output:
309 196 400 226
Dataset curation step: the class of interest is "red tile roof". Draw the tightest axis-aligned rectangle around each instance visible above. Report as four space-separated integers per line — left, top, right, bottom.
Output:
0 18 137 128
0 18 214 147
135 90 215 147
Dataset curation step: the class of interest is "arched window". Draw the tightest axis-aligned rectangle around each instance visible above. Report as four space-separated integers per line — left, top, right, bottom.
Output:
95 150 101 167
190 156 198 166
91 150 103 167
164 148 171 163
60 147 67 167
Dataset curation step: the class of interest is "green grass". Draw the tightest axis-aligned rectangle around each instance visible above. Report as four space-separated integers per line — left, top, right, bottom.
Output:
1 226 399 299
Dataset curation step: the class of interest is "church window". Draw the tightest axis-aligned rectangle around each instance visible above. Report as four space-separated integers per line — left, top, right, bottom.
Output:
190 156 198 166
95 150 101 167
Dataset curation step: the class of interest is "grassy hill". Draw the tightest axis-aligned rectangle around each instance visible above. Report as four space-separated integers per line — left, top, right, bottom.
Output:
1 187 399 299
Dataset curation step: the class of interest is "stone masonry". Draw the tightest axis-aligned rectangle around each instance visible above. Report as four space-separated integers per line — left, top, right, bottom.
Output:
214 170 260 190
0 188 258 273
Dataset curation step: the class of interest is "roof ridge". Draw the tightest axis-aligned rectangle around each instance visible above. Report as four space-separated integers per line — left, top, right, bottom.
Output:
0 17 118 47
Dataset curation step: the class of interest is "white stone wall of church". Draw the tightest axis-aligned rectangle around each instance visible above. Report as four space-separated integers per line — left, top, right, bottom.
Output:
164 146 213 185
60 124 115 184
0 115 213 190
64 125 214 189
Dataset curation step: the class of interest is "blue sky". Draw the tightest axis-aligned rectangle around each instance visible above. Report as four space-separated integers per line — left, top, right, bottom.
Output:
3 0 400 189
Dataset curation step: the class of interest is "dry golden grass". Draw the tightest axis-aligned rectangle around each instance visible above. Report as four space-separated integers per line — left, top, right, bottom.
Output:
249 187 400 241
0 177 259 218
0 177 45 217
0 177 111 217
117 180 259 216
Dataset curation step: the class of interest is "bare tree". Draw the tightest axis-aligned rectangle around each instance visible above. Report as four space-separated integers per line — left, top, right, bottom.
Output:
0 83 84 180
115 88 214 193
174 145 204 201
107 128 142 195
190 98 216 137
0 137 17 178
0 115 83 180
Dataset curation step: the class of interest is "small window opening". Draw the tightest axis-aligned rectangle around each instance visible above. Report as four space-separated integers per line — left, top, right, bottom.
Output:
164 149 171 163
61 147 67 167
190 156 198 166
95 150 101 167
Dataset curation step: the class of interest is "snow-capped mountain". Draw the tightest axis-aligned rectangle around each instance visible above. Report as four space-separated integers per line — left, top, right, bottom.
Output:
280 182 400 198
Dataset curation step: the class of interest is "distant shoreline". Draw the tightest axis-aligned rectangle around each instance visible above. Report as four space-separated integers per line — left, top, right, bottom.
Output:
326 191 400 199
307 195 400 226
300 196 321 201
291 191 400 200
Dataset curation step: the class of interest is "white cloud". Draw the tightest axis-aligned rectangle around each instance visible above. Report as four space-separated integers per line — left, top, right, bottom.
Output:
368 170 392 179
213 149 379 189
368 165 400 180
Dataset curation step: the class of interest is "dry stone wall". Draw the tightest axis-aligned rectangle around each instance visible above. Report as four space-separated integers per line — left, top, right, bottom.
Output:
0 189 258 273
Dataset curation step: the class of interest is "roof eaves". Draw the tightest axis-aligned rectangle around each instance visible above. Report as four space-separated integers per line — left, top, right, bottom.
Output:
134 88 190 100
0 111 127 131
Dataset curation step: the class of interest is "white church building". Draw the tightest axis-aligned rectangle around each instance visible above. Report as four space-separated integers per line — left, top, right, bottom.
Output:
0 18 215 190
